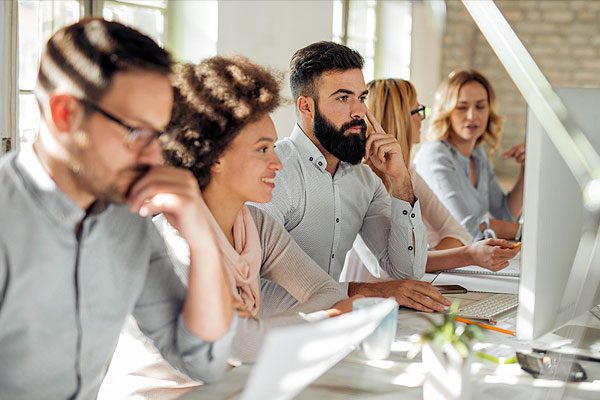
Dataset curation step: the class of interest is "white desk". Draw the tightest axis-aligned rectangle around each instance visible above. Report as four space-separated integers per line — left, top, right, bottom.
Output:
177 270 600 400
178 310 600 400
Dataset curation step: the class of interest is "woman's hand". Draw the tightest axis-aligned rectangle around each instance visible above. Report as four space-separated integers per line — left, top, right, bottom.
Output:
504 143 526 166
327 295 365 317
466 238 520 271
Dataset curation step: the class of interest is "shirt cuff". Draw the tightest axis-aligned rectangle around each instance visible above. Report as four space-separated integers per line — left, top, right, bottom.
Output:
391 197 423 229
176 313 238 383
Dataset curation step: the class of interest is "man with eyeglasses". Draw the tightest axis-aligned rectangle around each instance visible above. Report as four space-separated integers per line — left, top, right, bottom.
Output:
252 41 450 313
0 18 235 399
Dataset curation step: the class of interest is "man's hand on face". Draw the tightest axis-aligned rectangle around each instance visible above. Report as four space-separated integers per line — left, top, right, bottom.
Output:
364 109 415 204
364 109 408 179
349 279 451 313
127 166 213 243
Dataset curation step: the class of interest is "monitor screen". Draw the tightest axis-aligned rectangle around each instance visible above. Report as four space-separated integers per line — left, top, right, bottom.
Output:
517 87 600 340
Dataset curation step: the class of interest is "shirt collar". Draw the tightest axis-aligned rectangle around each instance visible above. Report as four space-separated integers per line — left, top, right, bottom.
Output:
289 124 354 175
443 140 481 174
15 145 103 228
289 124 329 172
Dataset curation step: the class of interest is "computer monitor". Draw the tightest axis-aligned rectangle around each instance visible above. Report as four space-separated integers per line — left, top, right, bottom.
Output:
517 87 600 340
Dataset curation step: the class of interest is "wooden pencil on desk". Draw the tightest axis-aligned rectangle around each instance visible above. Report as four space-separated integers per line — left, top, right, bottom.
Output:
455 316 516 336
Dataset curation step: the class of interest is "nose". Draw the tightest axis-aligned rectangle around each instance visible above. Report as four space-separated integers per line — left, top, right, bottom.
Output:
351 98 367 120
271 152 283 172
416 115 422 132
466 107 474 120
137 138 163 166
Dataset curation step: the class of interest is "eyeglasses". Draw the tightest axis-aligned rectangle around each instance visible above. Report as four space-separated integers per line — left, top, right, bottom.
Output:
411 105 427 121
79 99 162 150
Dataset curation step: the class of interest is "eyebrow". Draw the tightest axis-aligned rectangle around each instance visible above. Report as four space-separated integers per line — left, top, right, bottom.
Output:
457 99 488 104
329 88 369 98
254 137 275 144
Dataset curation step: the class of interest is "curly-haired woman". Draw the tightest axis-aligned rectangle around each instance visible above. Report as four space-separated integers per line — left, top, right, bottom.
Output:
414 69 524 240
157 56 356 365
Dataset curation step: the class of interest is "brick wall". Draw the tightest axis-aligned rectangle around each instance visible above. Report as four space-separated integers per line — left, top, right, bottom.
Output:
441 0 600 184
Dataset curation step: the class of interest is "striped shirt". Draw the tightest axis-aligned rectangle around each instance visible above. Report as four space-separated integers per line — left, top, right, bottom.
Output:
251 125 427 286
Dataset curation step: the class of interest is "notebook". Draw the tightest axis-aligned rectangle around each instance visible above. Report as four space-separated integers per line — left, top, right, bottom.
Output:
444 257 520 277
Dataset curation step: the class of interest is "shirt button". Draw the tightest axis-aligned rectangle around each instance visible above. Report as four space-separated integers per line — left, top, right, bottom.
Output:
402 210 408 215
318 161 323 166
408 246 413 251
336 218 340 223
410 213 415 218
332 254 335 259
309 157 313 162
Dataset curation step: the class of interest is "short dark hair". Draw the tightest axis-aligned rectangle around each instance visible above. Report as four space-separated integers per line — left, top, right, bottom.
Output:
35 17 173 105
289 41 364 101
162 56 282 190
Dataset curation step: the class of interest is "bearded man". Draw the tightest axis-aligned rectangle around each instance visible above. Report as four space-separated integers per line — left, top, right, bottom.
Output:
252 41 450 313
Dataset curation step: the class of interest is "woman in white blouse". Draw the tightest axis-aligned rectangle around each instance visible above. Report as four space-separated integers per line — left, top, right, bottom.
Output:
342 78 519 282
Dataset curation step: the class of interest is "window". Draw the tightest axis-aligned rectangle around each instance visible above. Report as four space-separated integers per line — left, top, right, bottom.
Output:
102 0 168 46
16 0 168 149
333 0 413 82
17 0 81 147
333 0 377 82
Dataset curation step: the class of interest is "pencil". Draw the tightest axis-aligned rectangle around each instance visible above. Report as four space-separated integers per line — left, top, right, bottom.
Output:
455 316 516 336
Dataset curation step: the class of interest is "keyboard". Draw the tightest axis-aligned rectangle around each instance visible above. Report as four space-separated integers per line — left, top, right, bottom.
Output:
458 293 519 324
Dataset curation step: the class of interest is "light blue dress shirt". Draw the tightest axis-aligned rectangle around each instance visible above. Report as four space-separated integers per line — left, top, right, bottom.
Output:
251 125 427 285
0 147 236 399
414 140 515 237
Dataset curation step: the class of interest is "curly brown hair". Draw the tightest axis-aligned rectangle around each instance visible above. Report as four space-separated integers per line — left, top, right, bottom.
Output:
162 56 282 190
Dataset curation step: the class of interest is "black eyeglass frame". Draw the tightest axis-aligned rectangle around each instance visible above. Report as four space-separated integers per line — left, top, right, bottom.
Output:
411 104 427 121
79 98 162 149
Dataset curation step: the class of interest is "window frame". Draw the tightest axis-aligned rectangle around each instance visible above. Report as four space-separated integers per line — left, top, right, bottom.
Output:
14 0 169 151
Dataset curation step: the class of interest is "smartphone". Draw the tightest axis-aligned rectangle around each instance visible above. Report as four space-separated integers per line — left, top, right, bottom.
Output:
434 284 467 294
516 351 587 382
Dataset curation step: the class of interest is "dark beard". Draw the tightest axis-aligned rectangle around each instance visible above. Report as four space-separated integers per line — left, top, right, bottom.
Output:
313 103 366 165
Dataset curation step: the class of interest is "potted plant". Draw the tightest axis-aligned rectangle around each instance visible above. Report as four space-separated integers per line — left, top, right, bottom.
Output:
409 301 483 400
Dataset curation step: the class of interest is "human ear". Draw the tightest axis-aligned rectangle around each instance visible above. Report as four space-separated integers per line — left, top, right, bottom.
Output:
48 94 82 134
211 158 224 174
297 96 315 119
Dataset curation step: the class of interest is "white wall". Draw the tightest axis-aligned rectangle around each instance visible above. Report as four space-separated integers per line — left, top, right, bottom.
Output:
410 1 445 110
217 0 334 137
167 0 218 63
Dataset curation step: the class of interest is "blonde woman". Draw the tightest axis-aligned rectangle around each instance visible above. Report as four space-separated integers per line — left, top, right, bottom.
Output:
342 78 519 282
414 69 524 240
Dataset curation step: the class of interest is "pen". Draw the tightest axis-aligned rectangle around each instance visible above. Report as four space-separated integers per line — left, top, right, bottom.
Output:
455 316 516 336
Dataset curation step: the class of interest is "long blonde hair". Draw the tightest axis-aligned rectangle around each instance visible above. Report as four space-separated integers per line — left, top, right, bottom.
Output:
427 69 504 153
365 78 417 192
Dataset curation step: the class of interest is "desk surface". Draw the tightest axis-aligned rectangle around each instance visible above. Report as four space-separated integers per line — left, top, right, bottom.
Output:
178 308 600 400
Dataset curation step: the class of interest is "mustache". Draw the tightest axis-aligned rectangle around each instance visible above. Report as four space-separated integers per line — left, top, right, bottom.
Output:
340 119 367 133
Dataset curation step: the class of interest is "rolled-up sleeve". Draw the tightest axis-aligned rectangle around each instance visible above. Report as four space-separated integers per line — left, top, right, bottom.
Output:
176 314 236 382
359 179 427 280
133 228 234 383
